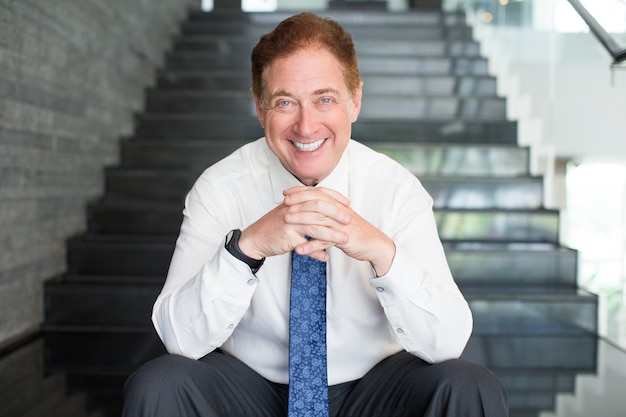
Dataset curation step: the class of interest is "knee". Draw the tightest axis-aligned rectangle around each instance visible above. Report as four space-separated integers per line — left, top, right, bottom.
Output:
124 354 197 403
434 360 509 415
437 360 504 390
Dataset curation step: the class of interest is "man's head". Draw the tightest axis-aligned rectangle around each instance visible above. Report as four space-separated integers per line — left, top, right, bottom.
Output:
251 13 361 102
251 13 363 185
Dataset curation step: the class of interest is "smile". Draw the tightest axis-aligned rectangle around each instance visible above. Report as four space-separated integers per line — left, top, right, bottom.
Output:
291 139 326 152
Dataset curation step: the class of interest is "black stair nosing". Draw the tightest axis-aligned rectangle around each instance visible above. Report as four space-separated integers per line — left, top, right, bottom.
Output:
121 137 524 150
42 324 154 333
443 241 575 251
420 174 541 181
462 287 597 301
142 98 508 118
89 197 182 210
63 273 166 284
134 112 516 126
104 167 540 180
88 198 558 216
171 36 482 53
155 69 497 81
145 89 503 101
178 26 474 42
68 233 176 247
105 165 199 178
163 52 487 67
169 40 483 59
178 19 473 31
186 9 467 24
103 169 543 186
435 207 558 215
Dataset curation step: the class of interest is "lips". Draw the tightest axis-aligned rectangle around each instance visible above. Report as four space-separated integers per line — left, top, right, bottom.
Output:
291 138 326 152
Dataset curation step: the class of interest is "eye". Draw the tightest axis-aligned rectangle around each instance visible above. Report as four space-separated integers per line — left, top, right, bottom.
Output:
271 99 295 112
320 97 333 104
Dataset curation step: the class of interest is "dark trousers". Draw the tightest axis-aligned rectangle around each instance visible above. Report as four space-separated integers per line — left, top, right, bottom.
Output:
122 350 509 417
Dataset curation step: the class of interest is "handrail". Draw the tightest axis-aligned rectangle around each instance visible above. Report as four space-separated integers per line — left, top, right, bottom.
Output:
566 0 626 65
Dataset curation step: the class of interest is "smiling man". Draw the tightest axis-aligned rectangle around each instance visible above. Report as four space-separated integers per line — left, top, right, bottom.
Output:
122 12 508 417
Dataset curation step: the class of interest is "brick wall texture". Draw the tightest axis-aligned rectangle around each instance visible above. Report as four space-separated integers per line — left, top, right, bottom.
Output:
0 0 200 347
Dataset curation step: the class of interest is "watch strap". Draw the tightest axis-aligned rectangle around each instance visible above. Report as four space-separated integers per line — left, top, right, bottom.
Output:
225 229 265 273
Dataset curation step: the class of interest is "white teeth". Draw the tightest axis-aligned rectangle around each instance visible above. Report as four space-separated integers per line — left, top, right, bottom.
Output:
292 139 325 152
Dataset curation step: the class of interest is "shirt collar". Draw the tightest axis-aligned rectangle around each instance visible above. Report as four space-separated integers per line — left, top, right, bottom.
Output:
266 139 351 203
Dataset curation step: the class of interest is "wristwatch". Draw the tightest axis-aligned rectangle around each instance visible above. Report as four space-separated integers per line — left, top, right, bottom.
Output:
225 229 265 274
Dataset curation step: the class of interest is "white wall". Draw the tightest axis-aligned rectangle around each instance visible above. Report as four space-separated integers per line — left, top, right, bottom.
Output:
473 21 626 166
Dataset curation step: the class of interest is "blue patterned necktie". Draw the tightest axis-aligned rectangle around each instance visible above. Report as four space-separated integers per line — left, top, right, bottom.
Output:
288 246 329 417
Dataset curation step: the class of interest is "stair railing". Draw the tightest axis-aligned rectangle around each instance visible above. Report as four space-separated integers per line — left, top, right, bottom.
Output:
566 0 626 66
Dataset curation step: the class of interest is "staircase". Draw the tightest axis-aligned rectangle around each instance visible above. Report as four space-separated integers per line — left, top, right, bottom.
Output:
42 9 598 417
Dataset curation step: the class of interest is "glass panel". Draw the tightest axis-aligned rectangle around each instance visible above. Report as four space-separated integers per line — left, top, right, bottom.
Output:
435 210 559 242
371 143 529 176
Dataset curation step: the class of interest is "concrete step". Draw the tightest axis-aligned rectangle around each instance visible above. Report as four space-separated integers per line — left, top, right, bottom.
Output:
104 168 543 209
133 114 517 143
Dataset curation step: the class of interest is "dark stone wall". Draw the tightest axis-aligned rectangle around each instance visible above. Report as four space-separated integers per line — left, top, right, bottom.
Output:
0 0 200 347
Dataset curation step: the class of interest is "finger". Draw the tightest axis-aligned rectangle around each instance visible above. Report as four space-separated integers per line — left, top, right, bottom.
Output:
283 186 350 207
284 196 351 226
296 228 348 249
294 242 331 262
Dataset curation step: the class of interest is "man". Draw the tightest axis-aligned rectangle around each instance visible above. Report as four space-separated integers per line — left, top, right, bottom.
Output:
123 12 508 417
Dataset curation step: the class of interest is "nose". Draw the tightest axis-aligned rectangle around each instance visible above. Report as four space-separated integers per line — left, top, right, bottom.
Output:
293 105 319 138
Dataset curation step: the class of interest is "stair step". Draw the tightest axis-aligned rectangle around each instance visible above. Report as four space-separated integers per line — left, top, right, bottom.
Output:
465 287 598 334
179 22 474 41
364 74 497 96
187 10 468 27
120 139 248 169
172 37 482 58
43 327 165 375
105 168 542 209
155 71 497 97
87 198 556 242
88 200 183 236
164 52 488 77
463 333 597 371
133 114 263 140
436 208 559 243
375 141 529 176
45 279 595 333
144 90 506 121
354 119 518 143
424 176 543 209
45 280 160 328
66 236 175 276
133 114 518 143
104 168 195 202
120 140 528 175
446 243 578 286
66 236 577 282
41 328 595 377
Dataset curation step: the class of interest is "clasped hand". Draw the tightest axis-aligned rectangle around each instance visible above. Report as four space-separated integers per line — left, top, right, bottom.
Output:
238 186 395 276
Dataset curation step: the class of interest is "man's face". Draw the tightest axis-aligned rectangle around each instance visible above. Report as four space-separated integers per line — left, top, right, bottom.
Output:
254 47 362 186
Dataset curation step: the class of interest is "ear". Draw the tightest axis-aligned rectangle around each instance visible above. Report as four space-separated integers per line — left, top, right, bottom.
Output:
349 81 364 123
251 88 265 128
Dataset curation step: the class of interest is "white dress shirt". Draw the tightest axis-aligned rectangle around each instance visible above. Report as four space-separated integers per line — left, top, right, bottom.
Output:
152 138 473 385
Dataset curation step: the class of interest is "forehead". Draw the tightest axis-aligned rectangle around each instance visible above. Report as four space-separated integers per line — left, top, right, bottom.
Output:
263 47 347 96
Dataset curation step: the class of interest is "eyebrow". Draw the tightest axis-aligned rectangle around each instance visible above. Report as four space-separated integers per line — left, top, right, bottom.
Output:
267 88 341 101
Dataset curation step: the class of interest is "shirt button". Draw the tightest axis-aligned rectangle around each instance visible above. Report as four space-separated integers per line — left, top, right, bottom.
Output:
376 287 385 293
247 279 255 286
396 328 405 334
227 324 234 329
